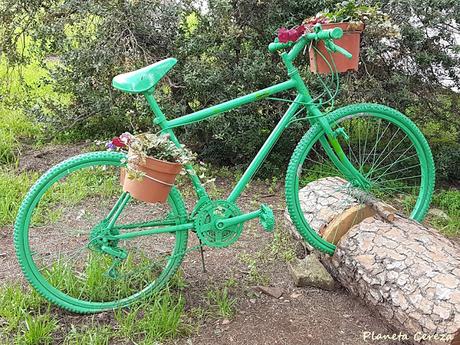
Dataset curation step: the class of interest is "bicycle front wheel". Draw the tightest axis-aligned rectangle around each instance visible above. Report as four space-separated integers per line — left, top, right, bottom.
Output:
286 103 435 255
14 151 189 313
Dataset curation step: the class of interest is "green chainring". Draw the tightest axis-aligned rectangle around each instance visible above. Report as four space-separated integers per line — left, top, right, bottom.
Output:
194 200 243 248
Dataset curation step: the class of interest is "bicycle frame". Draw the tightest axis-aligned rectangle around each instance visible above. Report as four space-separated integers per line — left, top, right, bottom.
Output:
108 28 368 240
145 56 363 203
146 78 303 204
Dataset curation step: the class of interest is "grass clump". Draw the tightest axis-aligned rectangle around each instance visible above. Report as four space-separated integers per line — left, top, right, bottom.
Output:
63 325 112 345
205 287 236 319
431 189 460 236
0 108 40 165
0 283 191 344
0 169 38 226
0 284 56 345
114 289 190 344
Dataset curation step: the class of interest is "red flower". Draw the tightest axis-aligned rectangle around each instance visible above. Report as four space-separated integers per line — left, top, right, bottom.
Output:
278 26 306 43
111 137 126 148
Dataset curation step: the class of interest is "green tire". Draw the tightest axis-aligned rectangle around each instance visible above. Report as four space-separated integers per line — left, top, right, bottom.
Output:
14 151 189 313
285 103 435 255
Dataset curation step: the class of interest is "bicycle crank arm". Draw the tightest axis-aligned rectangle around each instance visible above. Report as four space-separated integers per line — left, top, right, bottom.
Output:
216 209 262 229
216 204 275 232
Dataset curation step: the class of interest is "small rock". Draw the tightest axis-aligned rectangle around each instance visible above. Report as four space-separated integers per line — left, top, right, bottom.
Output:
75 209 86 220
0 253 6 258
428 208 450 220
290 292 302 299
255 286 284 299
288 255 336 291
249 299 256 304
222 319 231 325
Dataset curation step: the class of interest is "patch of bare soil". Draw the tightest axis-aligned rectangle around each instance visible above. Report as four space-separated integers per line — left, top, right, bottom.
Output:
17 142 91 173
172 181 396 345
2 145 400 345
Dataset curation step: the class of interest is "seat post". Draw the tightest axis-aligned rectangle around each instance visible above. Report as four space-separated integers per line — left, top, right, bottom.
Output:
144 92 168 129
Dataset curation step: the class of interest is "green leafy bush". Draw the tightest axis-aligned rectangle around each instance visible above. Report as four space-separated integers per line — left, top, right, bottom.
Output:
1 0 459 179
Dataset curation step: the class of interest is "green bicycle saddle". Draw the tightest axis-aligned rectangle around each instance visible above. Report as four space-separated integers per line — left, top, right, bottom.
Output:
112 58 177 94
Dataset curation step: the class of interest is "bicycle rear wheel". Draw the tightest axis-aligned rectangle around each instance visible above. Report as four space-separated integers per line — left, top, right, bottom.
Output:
14 151 189 313
286 103 435 254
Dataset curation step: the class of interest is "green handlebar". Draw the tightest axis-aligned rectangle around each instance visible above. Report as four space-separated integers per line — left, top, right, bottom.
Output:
268 27 344 53
331 44 353 59
325 40 353 59
268 41 294 53
307 27 343 40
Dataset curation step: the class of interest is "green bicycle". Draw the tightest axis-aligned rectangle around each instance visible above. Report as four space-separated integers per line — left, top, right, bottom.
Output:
14 25 435 313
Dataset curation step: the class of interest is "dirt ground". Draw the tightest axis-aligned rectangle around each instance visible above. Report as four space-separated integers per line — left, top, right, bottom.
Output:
0 146 404 345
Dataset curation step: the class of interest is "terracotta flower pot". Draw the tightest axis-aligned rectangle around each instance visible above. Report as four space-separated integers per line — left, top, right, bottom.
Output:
309 22 364 74
122 152 182 203
119 168 126 186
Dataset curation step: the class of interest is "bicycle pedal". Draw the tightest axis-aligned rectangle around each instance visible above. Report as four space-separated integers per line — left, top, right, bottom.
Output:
259 204 275 232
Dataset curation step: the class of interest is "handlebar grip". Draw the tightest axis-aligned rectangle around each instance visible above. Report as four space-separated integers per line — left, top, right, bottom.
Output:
326 41 353 59
329 27 344 39
334 44 353 59
268 41 293 53
313 27 343 40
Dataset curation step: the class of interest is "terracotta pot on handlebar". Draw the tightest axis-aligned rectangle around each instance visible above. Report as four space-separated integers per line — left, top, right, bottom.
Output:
309 22 364 74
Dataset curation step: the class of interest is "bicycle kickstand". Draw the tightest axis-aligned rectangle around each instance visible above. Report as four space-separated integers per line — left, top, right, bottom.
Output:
198 239 207 273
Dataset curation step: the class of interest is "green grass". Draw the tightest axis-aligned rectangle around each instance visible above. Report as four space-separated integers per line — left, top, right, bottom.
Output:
0 283 190 345
63 325 112 345
205 287 236 319
0 166 120 228
431 189 460 236
0 284 56 345
0 51 70 166
0 169 38 226
0 107 40 165
114 289 190 344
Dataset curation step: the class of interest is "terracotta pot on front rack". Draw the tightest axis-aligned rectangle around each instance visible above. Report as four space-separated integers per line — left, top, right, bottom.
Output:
309 22 364 74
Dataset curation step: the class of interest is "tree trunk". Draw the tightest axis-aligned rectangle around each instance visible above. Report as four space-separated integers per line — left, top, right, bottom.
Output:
285 177 460 345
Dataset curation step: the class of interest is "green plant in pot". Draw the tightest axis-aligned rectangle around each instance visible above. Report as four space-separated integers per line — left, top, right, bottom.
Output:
108 132 195 203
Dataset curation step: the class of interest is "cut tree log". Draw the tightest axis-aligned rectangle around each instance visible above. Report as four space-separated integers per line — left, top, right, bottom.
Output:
285 177 460 345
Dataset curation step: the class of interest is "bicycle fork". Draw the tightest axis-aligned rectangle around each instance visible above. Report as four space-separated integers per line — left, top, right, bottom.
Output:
287 65 370 189
310 103 370 188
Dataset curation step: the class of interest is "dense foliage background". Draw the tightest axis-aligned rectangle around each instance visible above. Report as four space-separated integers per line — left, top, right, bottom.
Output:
1 0 459 179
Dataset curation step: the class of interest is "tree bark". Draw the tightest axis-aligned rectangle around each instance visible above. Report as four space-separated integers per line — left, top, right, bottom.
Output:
285 177 460 345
